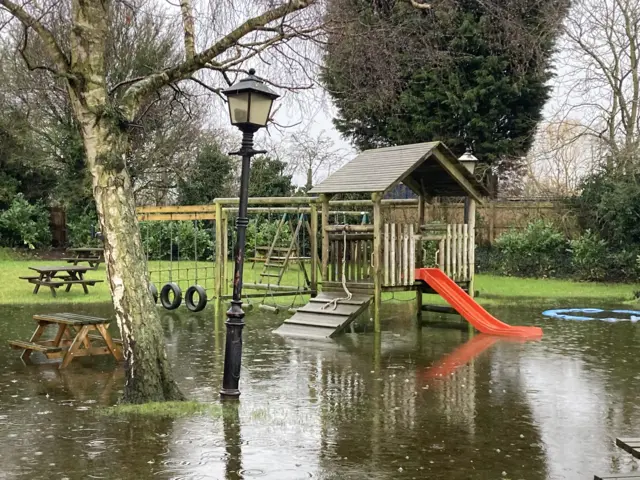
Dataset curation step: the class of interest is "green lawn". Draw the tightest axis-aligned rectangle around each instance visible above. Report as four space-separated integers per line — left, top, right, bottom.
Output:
1 253 638 306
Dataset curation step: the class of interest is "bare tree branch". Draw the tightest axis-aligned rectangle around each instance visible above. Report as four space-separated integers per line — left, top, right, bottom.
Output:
179 0 195 60
120 0 317 118
0 0 70 74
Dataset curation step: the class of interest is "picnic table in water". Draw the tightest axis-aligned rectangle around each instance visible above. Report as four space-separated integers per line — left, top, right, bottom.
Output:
8 313 123 369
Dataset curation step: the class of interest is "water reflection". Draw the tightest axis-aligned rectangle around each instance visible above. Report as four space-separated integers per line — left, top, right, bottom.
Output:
222 404 242 480
0 302 639 478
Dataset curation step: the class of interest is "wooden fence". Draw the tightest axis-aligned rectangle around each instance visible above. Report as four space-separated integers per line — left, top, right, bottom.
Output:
387 198 575 245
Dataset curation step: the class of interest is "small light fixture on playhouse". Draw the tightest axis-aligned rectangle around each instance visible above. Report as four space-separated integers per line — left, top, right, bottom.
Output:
459 149 478 174
220 69 279 400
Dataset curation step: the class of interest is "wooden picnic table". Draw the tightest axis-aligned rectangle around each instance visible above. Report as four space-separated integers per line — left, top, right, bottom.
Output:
20 265 103 297
8 313 123 369
63 247 104 268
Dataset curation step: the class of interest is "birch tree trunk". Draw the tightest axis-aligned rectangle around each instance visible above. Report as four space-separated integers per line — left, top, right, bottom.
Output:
68 0 184 403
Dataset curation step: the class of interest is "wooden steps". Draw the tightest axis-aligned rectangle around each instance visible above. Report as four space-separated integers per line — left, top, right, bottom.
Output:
274 292 372 338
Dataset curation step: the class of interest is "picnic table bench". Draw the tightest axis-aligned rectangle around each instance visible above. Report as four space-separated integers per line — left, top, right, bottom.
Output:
594 438 640 480
62 247 104 268
20 265 103 297
7 313 123 369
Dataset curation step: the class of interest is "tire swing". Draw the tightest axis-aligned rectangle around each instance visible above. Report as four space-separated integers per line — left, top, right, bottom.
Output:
160 282 182 310
161 222 183 310
185 219 208 313
149 282 158 304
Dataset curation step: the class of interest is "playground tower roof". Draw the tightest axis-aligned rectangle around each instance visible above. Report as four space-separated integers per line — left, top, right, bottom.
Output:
309 142 488 202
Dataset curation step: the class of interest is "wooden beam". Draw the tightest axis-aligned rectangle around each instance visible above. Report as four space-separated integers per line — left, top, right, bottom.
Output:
324 225 374 233
215 197 317 206
137 205 215 213
137 212 216 221
222 207 311 214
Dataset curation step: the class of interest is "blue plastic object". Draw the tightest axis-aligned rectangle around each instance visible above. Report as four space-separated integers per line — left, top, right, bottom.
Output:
542 308 640 323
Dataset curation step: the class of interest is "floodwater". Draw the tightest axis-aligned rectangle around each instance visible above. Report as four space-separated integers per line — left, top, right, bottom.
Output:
1 299 639 479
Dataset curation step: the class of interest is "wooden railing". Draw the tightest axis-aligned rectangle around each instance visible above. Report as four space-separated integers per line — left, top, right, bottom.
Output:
324 222 475 289
383 223 416 286
326 226 374 284
422 223 474 282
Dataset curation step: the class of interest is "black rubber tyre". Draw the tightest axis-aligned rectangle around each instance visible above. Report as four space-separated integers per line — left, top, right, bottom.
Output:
160 282 182 310
149 282 158 304
185 285 207 312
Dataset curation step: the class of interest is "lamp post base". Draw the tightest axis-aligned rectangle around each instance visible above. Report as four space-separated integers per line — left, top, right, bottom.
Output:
220 388 241 399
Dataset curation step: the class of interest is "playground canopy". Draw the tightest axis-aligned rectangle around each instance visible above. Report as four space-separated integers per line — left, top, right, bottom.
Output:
309 141 488 201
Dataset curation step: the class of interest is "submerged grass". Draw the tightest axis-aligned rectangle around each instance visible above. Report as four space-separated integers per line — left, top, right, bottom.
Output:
99 401 222 418
0 257 638 306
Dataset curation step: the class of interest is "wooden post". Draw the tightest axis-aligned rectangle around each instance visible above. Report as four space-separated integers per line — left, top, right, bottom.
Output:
463 224 469 280
372 192 383 334
320 194 330 284
446 224 451 277
451 224 457 280
403 224 409 285
417 194 425 270
384 223 390 286
215 201 224 299
390 223 396 286
222 211 229 295
310 202 318 297
468 199 477 298
489 202 496 243
457 224 463 281
409 224 416 285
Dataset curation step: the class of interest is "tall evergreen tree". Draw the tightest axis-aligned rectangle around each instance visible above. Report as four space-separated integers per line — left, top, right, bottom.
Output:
323 0 569 173
249 157 295 197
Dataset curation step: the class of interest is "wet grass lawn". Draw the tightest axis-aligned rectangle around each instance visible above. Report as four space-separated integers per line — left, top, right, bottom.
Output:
1 252 639 305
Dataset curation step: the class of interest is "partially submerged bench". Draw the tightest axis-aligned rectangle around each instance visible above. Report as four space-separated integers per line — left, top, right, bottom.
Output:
8 313 123 369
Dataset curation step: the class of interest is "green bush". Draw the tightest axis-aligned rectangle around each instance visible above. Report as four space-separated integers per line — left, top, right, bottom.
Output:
0 194 52 249
140 221 214 261
569 230 609 281
244 218 293 256
494 220 568 278
67 209 101 247
577 171 640 248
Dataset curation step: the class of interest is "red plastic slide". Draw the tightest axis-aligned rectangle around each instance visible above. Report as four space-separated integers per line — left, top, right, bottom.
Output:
415 268 543 338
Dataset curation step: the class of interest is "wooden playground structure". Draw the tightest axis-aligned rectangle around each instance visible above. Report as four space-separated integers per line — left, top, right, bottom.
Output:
137 141 491 338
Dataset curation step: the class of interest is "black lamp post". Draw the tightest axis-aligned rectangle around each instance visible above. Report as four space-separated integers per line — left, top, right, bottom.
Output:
220 69 279 399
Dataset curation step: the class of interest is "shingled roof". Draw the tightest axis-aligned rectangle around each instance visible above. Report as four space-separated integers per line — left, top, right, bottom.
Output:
309 142 488 202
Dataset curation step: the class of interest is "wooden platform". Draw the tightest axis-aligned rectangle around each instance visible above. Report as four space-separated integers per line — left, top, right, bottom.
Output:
273 292 372 339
